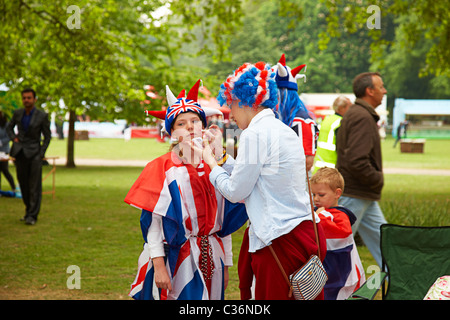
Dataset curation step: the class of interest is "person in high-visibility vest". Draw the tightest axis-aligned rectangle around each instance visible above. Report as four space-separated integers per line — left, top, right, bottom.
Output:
312 96 351 174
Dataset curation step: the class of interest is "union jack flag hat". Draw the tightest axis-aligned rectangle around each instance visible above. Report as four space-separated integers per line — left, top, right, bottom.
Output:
164 79 207 136
145 80 223 137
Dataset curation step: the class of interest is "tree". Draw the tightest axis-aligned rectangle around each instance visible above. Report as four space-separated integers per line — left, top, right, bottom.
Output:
0 0 242 167
207 0 372 94
319 0 450 78
382 23 450 101
264 0 372 93
207 0 282 84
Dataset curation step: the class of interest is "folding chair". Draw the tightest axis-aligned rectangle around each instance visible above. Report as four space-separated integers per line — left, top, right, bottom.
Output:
349 224 450 300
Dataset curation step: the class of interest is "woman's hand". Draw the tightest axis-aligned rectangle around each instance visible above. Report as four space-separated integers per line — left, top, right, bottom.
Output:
203 125 225 169
204 125 223 157
153 257 172 291
198 142 217 169
190 124 223 170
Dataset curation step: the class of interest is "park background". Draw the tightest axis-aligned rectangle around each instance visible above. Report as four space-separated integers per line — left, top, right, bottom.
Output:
1 0 449 299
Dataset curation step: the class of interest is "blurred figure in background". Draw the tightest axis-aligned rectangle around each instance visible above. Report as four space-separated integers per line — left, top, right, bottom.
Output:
312 95 351 173
0 111 17 195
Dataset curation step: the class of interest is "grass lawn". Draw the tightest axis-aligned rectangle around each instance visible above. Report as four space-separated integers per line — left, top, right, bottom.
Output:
45 137 171 161
0 166 143 299
1 137 449 300
43 136 450 169
381 137 450 169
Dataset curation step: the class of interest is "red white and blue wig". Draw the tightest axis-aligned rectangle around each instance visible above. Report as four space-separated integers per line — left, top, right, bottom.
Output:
217 62 278 110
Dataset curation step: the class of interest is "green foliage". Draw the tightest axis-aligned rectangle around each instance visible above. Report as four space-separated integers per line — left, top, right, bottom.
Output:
319 0 450 78
380 16 450 100
207 1 282 84
0 0 243 166
1 0 448 128
0 0 243 120
0 91 20 118
207 0 372 94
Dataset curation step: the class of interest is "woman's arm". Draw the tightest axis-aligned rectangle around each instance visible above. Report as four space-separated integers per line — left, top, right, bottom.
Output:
207 129 265 203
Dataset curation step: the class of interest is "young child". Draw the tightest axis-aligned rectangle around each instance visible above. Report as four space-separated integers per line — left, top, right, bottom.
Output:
124 79 247 300
310 167 366 300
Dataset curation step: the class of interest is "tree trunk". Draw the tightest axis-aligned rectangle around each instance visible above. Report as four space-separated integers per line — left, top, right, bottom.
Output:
66 110 76 168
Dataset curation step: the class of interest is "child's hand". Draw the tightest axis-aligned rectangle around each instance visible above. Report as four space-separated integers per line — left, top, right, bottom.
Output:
315 207 325 214
153 257 172 291
224 266 229 290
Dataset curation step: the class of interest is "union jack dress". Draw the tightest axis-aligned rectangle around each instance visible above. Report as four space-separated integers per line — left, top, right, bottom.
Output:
124 152 247 300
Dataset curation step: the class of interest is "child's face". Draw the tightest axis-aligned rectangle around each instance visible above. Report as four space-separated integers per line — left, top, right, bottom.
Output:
311 182 341 209
172 112 203 141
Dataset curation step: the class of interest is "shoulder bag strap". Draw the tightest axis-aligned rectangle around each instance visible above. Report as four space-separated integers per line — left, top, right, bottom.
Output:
267 166 321 297
305 167 322 260
268 245 293 297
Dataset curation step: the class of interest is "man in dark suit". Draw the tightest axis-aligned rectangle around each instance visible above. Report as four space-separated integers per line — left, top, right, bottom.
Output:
6 88 51 225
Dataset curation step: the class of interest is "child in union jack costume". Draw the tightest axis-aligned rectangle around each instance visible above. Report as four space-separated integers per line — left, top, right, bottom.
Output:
273 54 318 172
310 167 365 300
124 80 247 300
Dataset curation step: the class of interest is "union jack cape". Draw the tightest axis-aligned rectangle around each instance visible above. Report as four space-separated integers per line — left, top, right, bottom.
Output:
316 206 366 300
124 152 248 300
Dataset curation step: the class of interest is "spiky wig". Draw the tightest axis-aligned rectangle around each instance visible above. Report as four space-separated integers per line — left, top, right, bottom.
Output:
217 62 278 110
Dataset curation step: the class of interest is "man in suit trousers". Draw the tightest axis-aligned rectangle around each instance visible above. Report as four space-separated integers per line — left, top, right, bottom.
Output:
7 88 51 225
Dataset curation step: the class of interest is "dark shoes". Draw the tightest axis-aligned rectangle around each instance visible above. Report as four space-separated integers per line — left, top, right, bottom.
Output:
25 217 36 225
21 216 37 225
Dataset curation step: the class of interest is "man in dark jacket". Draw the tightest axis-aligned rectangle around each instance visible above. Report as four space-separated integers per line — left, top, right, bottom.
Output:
336 72 387 267
7 88 51 225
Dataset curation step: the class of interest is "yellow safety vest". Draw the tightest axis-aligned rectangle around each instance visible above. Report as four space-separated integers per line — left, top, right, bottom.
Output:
312 113 342 174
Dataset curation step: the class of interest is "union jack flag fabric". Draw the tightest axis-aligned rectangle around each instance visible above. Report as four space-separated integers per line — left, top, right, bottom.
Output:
316 206 366 300
124 152 248 300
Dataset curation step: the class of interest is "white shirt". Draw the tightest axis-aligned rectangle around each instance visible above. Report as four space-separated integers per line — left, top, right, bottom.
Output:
209 108 314 252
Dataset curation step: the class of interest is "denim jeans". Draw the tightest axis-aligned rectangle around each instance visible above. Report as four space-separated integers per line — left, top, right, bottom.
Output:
338 196 387 268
